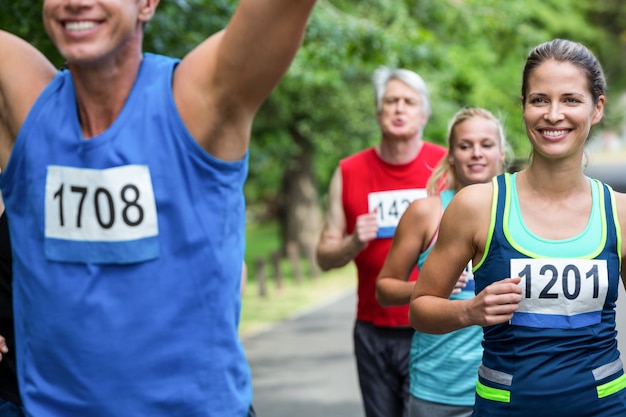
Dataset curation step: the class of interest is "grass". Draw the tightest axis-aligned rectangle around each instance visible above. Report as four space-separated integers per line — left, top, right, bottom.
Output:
240 216 359 338
239 261 356 338
244 220 281 267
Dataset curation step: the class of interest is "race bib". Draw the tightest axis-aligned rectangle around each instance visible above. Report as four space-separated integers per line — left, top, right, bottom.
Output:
510 258 608 329
368 189 427 238
44 165 159 264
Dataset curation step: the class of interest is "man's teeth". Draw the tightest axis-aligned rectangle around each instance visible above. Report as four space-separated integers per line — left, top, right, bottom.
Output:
66 21 96 31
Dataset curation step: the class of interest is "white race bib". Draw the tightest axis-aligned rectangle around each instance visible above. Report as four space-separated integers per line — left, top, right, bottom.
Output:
368 189 427 238
510 258 608 328
44 165 159 264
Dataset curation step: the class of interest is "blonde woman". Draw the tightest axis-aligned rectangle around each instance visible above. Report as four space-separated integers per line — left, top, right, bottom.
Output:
377 107 506 417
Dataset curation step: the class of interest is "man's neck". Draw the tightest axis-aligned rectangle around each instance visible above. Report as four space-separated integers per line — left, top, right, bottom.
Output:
68 45 143 139
376 135 424 165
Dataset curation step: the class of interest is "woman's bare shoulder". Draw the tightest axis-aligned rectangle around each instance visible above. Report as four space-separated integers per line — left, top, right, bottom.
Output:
451 182 495 211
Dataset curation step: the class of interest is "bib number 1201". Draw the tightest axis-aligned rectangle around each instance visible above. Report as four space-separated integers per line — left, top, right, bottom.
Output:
509 258 608 317
517 263 599 300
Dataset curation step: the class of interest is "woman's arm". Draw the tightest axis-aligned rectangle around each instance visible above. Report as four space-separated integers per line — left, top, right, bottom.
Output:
409 183 521 334
376 197 439 306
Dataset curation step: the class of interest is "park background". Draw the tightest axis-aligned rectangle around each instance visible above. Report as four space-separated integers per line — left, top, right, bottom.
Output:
4 0 626 333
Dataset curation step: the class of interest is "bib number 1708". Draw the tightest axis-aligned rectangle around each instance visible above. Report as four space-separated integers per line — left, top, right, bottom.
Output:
45 165 158 242
53 183 144 229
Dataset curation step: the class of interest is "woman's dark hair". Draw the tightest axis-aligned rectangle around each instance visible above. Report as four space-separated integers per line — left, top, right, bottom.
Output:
521 39 606 104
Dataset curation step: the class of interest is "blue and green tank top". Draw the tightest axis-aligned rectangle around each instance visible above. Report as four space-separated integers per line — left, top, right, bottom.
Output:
472 173 626 417
410 189 483 406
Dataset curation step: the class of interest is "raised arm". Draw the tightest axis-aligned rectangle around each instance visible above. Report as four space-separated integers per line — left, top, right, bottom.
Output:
376 197 439 306
173 0 317 160
409 183 521 334
316 167 378 271
0 31 56 169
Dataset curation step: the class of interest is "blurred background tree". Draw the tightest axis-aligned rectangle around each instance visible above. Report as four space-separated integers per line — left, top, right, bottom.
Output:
3 0 625 264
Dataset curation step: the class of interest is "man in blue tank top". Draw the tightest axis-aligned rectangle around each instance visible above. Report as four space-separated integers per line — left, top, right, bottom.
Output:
0 1 317 416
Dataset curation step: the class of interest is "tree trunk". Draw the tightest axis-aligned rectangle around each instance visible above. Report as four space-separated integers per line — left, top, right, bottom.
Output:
279 147 322 275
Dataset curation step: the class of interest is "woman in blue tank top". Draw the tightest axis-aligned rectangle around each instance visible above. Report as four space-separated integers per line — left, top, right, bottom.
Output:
409 39 626 417
377 107 506 417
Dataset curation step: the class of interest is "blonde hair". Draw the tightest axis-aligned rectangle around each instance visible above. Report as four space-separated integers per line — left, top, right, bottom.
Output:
427 108 506 194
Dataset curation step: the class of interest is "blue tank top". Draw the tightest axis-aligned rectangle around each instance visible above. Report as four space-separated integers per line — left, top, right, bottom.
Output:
473 173 626 417
410 189 483 406
0 54 251 417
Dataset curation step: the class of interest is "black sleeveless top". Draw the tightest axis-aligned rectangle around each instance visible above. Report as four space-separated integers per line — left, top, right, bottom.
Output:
0 211 20 405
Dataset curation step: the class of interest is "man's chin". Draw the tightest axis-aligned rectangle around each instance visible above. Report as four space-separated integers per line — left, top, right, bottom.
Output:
384 131 420 141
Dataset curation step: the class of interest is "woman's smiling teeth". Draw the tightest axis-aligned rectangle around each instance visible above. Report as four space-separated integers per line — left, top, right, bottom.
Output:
543 129 568 137
65 21 97 32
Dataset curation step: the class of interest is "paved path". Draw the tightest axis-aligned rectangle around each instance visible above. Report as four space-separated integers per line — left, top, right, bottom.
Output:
242 290 363 417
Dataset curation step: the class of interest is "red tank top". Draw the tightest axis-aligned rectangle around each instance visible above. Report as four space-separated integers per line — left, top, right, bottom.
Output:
341 143 446 326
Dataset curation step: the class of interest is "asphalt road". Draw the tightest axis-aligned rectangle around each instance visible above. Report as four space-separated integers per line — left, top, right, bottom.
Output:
585 161 626 192
243 290 363 417
243 284 626 417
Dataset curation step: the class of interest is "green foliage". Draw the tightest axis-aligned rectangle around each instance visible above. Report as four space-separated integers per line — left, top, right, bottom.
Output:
250 0 626 201
242 219 355 336
252 0 444 198
3 0 626 215
245 221 281 267
0 1 233 65
585 0 626 101
145 0 234 56
239 263 355 337
0 1 62 66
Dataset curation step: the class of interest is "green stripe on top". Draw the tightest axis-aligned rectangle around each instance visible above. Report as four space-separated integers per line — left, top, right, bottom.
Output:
473 176 499 271
608 188 623 268
597 374 626 399
503 172 606 259
476 380 511 403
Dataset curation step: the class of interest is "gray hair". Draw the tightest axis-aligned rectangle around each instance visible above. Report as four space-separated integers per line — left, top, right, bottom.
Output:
372 66 431 116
